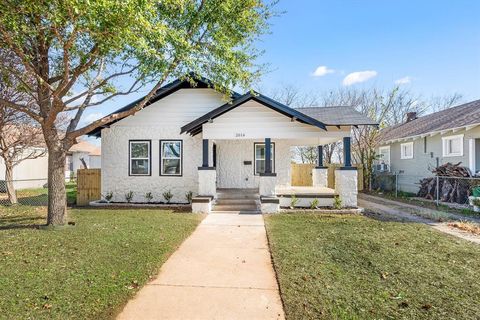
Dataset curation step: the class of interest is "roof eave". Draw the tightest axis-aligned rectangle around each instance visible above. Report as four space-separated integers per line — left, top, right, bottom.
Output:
180 93 328 136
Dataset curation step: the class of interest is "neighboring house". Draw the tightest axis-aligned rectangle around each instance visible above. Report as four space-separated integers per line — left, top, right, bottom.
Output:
87 75 376 212
377 100 480 192
0 138 100 190
65 140 101 179
0 147 49 189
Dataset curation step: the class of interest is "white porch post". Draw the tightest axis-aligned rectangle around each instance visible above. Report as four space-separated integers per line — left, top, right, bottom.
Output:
194 139 216 213
259 137 279 213
198 139 216 197
334 136 358 207
259 137 276 196
469 138 476 174
312 145 328 188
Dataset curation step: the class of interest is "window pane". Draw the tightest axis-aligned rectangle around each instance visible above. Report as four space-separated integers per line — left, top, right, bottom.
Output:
131 159 149 174
406 146 412 157
255 144 274 160
450 139 461 154
163 142 181 158
256 159 265 174
255 145 265 159
163 159 180 174
131 142 149 158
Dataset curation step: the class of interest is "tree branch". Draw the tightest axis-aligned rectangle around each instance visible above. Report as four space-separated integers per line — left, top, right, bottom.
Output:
0 98 42 121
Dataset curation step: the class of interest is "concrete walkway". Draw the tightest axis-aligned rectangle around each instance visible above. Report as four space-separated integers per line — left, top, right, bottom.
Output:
117 213 285 320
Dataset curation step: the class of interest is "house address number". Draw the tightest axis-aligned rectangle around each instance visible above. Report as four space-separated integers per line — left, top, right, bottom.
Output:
235 133 246 137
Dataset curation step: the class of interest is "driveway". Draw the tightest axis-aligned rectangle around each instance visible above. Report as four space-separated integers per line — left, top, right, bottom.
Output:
117 213 285 320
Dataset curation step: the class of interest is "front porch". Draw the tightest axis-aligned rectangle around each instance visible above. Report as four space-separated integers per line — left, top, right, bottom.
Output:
181 92 374 213
192 135 358 214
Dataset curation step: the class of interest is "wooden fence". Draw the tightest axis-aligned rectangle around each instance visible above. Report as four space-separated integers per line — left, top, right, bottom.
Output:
291 163 364 191
76 169 101 206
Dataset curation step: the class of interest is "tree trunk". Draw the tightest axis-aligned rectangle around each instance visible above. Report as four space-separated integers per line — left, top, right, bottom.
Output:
5 161 17 204
47 148 67 226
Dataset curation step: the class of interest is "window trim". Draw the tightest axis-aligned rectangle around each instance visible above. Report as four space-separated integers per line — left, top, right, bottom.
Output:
378 146 391 165
442 134 464 157
160 140 183 176
400 142 414 160
253 142 275 175
129 140 151 176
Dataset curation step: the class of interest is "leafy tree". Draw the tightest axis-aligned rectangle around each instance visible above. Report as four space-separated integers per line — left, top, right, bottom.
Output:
0 0 274 225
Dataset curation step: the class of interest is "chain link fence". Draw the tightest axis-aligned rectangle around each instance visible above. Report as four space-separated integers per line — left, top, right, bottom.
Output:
0 179 76 206
372 172 480 207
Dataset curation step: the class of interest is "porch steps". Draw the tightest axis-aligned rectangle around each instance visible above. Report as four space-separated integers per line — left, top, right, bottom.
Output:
212 188 260 213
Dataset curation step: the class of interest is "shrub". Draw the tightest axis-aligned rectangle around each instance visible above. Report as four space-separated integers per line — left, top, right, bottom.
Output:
104 191 113 202
163 189 173 203
125 191 134 203
290 194 299 208
185 191 193 204
333 195 342 209
310 198 319 209
145 192 153 203
472 198 480 207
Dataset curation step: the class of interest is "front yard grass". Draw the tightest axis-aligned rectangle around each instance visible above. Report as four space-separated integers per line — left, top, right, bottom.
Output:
265 213 480 320
0 206 202 319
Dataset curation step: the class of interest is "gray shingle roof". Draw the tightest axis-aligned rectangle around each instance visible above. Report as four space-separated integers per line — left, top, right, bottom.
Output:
295 106 378 126
378 100 480 143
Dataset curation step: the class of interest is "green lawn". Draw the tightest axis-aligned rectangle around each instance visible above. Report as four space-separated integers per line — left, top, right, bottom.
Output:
0 206 202 319
1 182 77 206
265 213 480 320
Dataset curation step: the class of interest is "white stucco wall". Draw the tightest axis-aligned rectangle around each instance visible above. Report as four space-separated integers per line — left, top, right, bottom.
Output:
101 88 226 203
215 139 292 189
0 148 48 189
101 88 342 202
89 155 101 169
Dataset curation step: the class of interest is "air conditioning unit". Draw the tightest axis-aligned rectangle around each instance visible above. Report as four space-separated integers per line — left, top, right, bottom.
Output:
375 163 389 172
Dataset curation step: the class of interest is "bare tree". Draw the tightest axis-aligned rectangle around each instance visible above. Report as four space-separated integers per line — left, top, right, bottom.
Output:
428 93 463 113
270 85 321 163
0 51 45 203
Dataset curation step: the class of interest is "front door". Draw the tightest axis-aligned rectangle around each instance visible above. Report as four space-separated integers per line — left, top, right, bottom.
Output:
216 140 256 189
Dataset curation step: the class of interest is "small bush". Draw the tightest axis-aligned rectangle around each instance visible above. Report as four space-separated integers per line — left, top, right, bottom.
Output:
472 198 480 207
163 190 173 204
290 194 299 208
185 191 193 204
145 192 153 203
333 195 342 209
125 191 134 203
310 198 319 209
104 191 113 202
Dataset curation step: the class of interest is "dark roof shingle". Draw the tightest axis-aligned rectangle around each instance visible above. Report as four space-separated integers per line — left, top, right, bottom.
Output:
378 100 480 143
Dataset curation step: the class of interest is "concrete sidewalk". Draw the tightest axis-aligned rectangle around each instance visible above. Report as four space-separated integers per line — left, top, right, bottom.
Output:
117 213 285 320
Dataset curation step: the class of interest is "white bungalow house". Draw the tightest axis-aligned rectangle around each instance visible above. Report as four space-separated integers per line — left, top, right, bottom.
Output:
87 75 376 213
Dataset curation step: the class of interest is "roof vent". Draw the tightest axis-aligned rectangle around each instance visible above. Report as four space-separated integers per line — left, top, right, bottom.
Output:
406 112 417 123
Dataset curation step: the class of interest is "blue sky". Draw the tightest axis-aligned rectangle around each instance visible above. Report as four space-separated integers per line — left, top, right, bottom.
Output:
81 0 480 130
256 0 480 98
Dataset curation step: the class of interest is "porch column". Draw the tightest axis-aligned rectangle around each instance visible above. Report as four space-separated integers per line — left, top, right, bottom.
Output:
202 139 209 167
197 138 216 208
259 137 277 203
335 136 357 207
343 136 352 168
317 145 324 167
312 145 328 188
265 137 272 174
